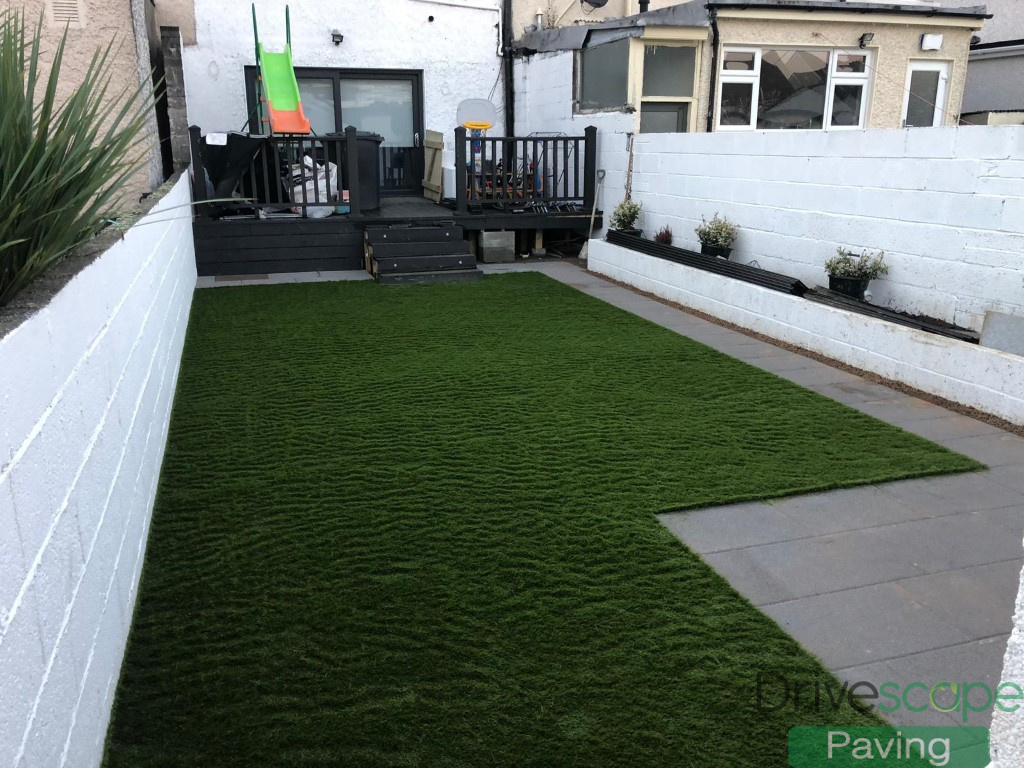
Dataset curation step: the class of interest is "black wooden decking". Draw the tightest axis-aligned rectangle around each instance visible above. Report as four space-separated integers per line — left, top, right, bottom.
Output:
193 197 601 277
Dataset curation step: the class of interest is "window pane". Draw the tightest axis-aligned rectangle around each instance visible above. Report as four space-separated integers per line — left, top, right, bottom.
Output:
640 102 689 133
906 70 940 127
579 39 629 110
339 79 414 146
836 54 867 74
643 45 695 98
724 51 755 71
757 49 829 129
831 84 863 126
297 78 337 135
720 82 753 126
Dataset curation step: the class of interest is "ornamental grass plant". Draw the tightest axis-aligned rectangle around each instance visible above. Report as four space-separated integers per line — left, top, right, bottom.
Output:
0 11 153 307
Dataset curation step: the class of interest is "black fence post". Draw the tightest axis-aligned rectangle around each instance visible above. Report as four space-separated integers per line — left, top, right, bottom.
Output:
583 125 598 213
188 125 208 217
345 125 362 218
455 126 468 214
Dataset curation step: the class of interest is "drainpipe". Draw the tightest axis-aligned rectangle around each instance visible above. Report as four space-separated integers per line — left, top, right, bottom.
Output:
503 0 516 134
639 0 650 11
706 7 720 132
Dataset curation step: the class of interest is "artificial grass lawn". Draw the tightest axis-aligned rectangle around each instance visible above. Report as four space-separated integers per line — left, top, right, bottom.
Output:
105 273 978 767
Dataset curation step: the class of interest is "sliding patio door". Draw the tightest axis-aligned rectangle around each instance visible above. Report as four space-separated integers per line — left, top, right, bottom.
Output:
246 67 424 196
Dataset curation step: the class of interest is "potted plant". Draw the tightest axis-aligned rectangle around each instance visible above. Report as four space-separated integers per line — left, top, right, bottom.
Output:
695 214 738 259
824 247 889 301
610 199 642 236
653 225 673 245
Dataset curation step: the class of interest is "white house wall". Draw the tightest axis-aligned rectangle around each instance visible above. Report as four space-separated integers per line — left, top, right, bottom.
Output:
0 176 196 767
183 0 505 136
624 126 1024 331
514 51 634 233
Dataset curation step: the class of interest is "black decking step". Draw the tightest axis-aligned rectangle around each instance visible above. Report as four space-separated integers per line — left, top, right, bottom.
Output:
368 240 472 258
372 253 476 275
606 230 809 296
365 224 464 244
375 269 483 285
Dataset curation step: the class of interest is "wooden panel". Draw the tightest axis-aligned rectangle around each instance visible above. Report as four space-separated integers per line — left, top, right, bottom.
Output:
193 219 362 239
197 256 363 277
422 130 444 203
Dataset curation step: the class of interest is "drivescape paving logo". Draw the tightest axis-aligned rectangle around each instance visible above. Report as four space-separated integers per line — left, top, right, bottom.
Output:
787 727 989 767
754 673 1010 765
757 671 1023 723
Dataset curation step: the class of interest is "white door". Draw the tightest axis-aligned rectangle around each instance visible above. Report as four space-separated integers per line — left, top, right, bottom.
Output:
902 61 951 127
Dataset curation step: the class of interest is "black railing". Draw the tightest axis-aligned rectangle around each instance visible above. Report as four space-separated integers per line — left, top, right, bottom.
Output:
454 125 597 213
189 125 363 218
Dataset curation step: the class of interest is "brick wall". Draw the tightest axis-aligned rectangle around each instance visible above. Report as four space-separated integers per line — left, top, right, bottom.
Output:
0 176 196 767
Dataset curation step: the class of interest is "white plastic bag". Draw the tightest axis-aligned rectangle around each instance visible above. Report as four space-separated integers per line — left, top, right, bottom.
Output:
290 155 338 218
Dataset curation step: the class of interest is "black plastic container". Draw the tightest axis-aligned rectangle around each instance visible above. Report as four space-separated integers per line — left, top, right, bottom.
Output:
328 131 384 211
829 275 870 301
701 243 732 260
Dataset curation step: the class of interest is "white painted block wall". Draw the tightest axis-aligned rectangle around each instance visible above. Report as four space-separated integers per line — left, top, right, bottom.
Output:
627 127 1024 331
514 51 633 227
184 0 506 136
0 175 196 767
589 240 1024 426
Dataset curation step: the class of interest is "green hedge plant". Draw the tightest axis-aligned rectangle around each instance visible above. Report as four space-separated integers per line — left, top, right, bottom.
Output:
0 11 153 307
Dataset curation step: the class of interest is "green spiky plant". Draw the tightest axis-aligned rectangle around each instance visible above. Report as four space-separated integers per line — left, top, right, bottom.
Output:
0 11 154 307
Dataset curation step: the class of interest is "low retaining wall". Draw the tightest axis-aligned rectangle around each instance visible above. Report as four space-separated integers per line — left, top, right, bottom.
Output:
626 126 1024 332
0 175 196 766
589 240 1024 426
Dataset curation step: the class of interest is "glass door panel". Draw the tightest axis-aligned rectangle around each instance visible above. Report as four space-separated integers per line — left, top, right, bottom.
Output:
296 78 337 137
340 79 419 194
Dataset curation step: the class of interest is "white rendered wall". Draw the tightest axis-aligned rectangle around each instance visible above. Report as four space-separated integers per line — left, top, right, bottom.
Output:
624 127 1024 331
514 51 634 231
0 175 196 767
589 241 1024 426
993 574 1024 768
184 0 505 136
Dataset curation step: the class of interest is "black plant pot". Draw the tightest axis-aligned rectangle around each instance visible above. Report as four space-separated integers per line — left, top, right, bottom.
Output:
829 276 870 301
701 243 732 260
613 227 643 238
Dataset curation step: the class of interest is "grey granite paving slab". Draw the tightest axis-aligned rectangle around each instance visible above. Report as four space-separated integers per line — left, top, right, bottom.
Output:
768 486 928 537
762 583 975 670
941 434 1024 467
657 503 803 554
743 530 927 600
893 561 1023 639
884 472 1024 516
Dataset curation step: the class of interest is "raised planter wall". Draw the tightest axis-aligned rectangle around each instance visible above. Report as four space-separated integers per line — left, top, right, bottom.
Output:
0 175 196 767
589 240 1024 426
625 126 1024 332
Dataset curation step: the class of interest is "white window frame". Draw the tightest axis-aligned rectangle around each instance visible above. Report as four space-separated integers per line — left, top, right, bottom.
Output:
902 60 951 128
827 51 872 130
716 46 873 132
717 47 760 131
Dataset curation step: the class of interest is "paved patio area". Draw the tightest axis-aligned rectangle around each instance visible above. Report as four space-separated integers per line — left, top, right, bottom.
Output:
201 260 1024 729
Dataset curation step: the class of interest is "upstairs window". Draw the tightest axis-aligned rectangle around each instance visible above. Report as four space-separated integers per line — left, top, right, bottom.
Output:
639 44 698 133
577 38 630 111
718 47 871 131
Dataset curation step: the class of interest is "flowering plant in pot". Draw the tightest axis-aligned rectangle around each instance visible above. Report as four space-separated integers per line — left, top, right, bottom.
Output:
694 214 738 259
610 199 642 236
824 248 889 301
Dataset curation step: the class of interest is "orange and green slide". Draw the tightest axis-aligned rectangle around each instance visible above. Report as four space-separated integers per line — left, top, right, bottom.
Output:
252 4 311 135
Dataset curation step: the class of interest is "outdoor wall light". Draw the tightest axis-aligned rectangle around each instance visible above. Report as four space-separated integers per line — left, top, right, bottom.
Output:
331 29 344 45
858 32 875 49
